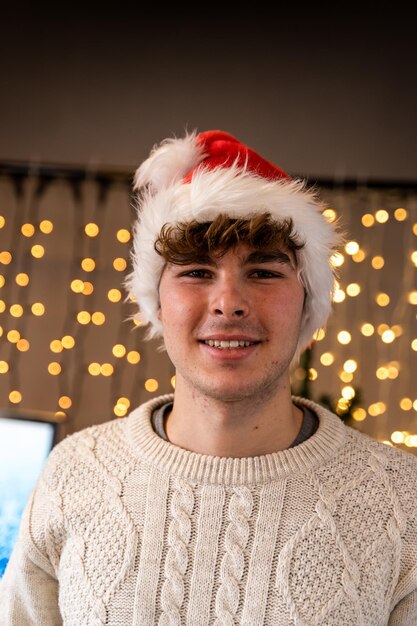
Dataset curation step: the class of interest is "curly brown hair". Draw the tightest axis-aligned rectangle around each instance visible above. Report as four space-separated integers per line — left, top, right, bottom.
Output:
154 213 305 265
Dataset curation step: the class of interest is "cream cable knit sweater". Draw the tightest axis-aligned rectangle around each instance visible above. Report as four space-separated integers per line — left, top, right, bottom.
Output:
1 394 417 626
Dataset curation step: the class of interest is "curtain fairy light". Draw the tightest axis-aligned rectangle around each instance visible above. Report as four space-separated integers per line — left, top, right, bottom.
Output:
0 164 415 451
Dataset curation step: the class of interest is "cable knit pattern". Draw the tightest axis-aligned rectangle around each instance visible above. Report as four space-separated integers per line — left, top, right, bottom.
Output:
1 394 417 626
159 478 194 625
215 487 252 625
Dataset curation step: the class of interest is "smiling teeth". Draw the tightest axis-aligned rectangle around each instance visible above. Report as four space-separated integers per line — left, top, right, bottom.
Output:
204 340 254 349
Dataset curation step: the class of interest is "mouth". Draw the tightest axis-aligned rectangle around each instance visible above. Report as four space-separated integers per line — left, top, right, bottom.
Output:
200 339 260 349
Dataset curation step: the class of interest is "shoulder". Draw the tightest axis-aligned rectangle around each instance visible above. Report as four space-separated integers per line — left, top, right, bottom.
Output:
305 398 417 515
41 414 133 490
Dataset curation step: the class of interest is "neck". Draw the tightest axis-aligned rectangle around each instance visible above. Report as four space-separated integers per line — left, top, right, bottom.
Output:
164 376 303 457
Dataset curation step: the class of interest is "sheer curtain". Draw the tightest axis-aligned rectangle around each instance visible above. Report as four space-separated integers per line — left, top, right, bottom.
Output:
0 166 416 454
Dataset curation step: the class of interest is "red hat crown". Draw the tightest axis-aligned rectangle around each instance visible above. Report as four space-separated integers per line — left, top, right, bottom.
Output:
182 130 291 184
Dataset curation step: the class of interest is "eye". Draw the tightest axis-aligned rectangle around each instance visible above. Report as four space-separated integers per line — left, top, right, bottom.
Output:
181 269 212 279
250 269 284 278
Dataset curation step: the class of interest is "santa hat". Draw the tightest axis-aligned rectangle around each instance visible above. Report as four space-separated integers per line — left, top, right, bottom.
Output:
125 129 341 362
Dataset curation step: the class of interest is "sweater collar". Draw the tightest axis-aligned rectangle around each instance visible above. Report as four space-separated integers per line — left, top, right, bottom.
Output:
125 394 346 485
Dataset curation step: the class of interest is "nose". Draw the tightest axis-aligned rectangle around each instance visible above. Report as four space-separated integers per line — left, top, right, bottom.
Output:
209 277 249 319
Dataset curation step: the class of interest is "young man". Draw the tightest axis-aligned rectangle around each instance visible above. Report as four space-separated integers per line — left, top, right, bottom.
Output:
1 130 417 625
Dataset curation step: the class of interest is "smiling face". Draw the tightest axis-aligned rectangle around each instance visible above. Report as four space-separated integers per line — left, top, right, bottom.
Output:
157 239 306 405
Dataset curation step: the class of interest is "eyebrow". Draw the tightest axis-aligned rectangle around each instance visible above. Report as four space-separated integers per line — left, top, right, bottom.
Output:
173 250 293 267
243 251 292 266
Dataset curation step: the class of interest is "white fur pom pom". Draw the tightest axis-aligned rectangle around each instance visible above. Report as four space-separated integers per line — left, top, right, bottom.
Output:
133 130 205 193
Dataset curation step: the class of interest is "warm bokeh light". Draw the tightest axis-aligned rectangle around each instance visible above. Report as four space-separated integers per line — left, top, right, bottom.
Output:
312 329 326 341
381 329 395 343
100 363 114 376
39 220 53 233
346 283 361 297
71 279 84 293
361 214 375 227
371 256 384 269
91 311 106 325
31 244 45 258
145 378 159 392
0 361 9 373
352 249 366 263
171 375 176 389
31 302 45 316
337 331 351 345
333 289 346 303
341 385 355 400
82 282 94 295
343 359 357 373
16 339 30 352
113 257 127 271
330 252 344 267
345 241 359 255
10 304 23 317
50 339 63 353
0 251 12 264
9 390 22 404
21 223 35 237
85 223 99 237
394 208 407 221
375 209 389 223
322 208 337 223
408 291 417 305
15 273 29 286
48 362 62 375
117 228 131 243
88 362 101 376
376 293 390 307
61 335 75 349
112 344 127 358
400 398 413 411
108 288 122 302
320 352 334 366
59 396 72 409
391 431 405 444
7 330 20 343
77 311 91 324
127 351 141 364
0 216 5 228
352 408 367 422
81 258 95 272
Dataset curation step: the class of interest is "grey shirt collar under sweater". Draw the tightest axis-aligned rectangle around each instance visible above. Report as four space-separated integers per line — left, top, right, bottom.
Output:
152 401 318 449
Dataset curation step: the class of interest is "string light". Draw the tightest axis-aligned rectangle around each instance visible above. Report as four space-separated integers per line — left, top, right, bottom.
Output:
371 256 385 269
361 214 375 227
81 258 95 272
145 378 159 392
127 351 140 364
375 209 389 223
113 257 127 271
31 244 45 258
1 173 415 454
16 273 29 286
31 302 45 316
85 223 99 237
116 229 131 243
39 220 53 234
21 223 35 237
394 208 407 221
